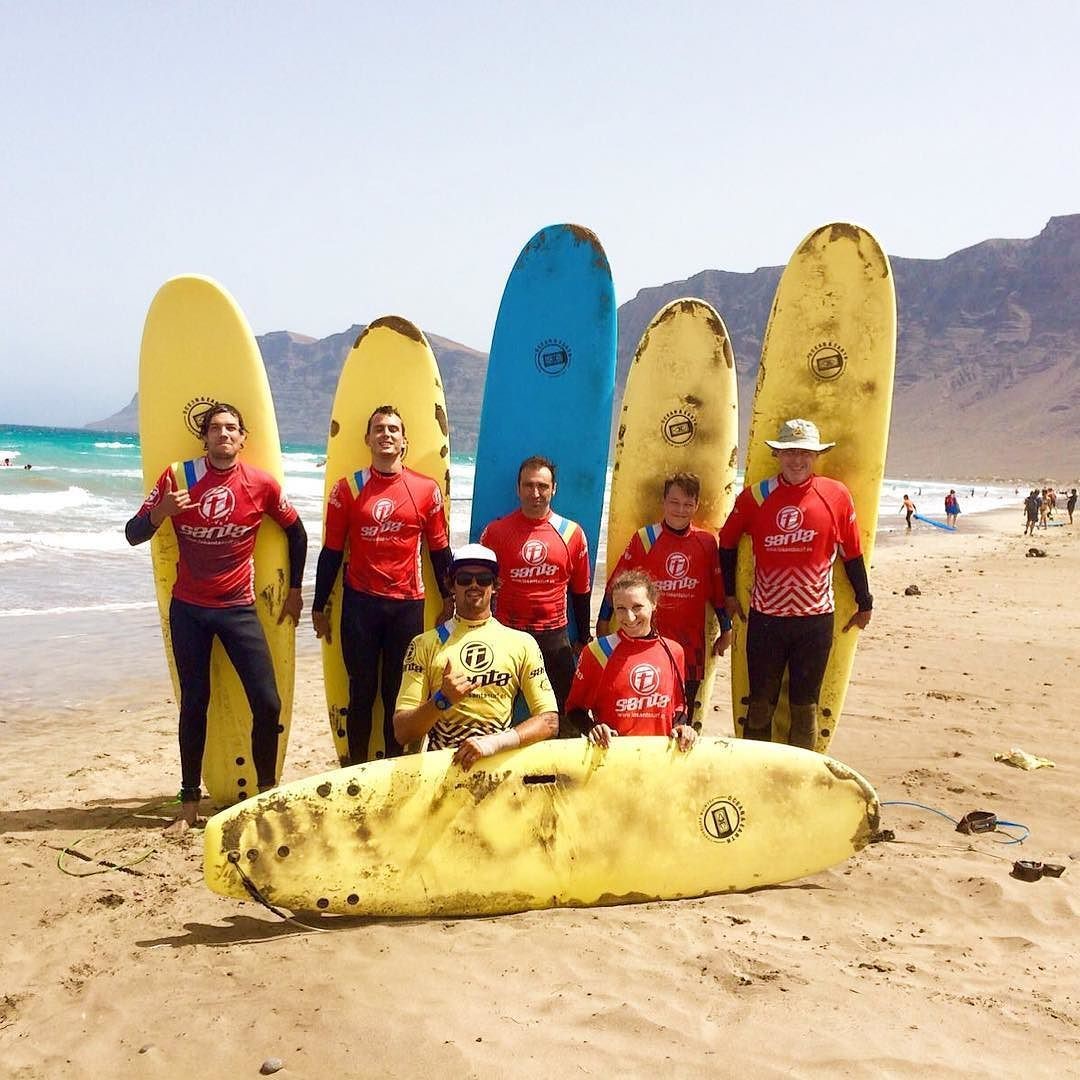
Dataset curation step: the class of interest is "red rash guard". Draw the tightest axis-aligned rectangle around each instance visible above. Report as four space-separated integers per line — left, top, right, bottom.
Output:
323 467 448 600
565 630 686 735
139 458 298 607
480 509 590 631
600 522 724 679
718 474 862 616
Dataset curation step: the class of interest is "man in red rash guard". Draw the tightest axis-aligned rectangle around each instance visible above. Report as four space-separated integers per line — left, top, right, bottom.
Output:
312 405 452 763
480 455 591 736
596 471 732 728
718 418 872 750
125 403 307 833
566 570 695 752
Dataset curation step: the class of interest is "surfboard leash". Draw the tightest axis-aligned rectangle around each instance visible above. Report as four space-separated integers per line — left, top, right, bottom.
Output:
881 800 1030 845
228 861 333 934
56 796 177 878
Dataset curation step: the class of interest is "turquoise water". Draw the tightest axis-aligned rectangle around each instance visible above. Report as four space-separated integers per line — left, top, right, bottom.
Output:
0 423 1020 715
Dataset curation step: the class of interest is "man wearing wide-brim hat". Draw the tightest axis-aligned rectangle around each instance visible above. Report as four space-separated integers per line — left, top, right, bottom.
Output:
718 419 872 750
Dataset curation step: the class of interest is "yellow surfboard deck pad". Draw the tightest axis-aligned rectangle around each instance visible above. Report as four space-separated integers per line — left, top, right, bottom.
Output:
606 299 738 728
204 736 879 917
138 275 294 806
320 316 450 764
732 224 896 752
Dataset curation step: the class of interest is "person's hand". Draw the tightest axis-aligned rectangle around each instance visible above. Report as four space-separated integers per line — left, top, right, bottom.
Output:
440 659 475 704
586 723 617 749
150 489 191 525
712 629 732 657
724 596 745 622
278 587 303 626
437 596 455 624
452 728 518 770
312 609 332 643
672 724 697 752
843 609 872 632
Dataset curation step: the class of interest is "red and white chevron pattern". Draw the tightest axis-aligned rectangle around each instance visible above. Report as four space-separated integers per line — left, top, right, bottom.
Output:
753 564 834 616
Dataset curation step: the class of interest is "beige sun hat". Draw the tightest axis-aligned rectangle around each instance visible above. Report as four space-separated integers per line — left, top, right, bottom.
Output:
765 418 835 452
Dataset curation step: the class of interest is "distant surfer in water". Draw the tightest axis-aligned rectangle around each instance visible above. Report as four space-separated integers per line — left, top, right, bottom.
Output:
596 472 731 728
393 544 558 769
125 404 308 834
719 418 873 750
900 494 917 530
311 405 453 764
479 455 593 736
568 570 696 752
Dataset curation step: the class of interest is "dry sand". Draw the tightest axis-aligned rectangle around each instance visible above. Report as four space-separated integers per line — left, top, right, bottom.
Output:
2 507 1078 1078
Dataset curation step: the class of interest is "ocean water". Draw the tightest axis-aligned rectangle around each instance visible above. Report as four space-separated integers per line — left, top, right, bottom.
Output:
0 423 1021 717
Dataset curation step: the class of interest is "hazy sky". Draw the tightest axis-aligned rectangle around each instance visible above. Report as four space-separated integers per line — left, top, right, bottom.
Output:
3 1 1077 426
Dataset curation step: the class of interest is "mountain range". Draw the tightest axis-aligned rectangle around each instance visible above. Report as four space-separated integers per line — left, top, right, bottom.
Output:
91 214 1080 481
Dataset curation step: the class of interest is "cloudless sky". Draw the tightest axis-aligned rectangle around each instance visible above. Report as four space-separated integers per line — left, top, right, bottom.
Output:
3 1 1078 426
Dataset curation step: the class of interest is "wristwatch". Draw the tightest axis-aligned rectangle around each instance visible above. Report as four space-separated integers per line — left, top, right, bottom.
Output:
432 690 452 711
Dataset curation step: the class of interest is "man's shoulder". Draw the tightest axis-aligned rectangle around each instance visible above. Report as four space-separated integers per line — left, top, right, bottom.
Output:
812 475 855 501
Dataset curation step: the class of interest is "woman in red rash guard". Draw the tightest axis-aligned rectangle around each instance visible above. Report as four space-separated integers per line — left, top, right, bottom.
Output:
565 570 695 751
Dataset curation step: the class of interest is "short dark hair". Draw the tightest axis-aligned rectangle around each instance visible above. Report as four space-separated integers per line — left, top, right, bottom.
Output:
517 455 557 485
609 569 658 605
663 472 701 500
366 405 406 437
199 403 246 438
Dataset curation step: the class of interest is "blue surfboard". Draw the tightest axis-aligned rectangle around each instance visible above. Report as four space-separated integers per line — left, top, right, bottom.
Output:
914 513 956 532
469 224 617 579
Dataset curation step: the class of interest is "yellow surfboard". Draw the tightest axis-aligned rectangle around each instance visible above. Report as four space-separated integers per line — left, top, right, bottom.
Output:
731 224 896 752
320 316 450 764
138 275 295 807
606 299 738 727
203 737 879 917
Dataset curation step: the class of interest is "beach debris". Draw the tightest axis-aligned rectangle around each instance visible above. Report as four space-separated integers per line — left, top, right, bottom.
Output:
903 584 921 595
994 748 1055 770
260 1059 285 1075
1011 861 1065 882
1025 547 1047 558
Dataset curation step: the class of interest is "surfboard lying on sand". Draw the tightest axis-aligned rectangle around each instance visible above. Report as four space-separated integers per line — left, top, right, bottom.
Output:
731 223 897 753
469 223 616 582
138 275 295 807
319 317 450 764
203 737 879 917
606 298 738 728
914 513 956 532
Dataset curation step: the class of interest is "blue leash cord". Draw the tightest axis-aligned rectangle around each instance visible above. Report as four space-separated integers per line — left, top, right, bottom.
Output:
881 800 1029 845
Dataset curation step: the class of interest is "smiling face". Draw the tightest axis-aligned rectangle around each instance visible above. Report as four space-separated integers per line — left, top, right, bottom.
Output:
662 484 699 530
612 584 656 639
452 563 497 619
203 410 246 467
365 411 405 470
774 447 820 485
518 465 555 519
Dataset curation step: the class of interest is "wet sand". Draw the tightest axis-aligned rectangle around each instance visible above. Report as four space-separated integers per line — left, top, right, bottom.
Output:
2 507 1078 1077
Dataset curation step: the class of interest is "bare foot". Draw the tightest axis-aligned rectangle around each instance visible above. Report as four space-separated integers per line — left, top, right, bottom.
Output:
163 799 201 837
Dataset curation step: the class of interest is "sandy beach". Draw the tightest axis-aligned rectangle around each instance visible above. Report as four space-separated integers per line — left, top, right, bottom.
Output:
2 506 1078 1078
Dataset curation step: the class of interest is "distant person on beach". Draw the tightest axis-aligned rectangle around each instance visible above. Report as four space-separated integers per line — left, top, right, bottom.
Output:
719 419 872 750
1068 489 1077 525
479 455 592 735
900 494 917 529
310 405 452 764
595 471 731 729
568 570 696 751
945 490 960 528
1024 490 1040 536
124 403 308 835
393 544 558 768
1038 490 1050 529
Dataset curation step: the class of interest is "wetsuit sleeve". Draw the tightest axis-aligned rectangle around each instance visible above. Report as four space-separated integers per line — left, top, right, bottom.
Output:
395 635 431 713
571 591 592 644
284 518 307 589
323 478 351 551
430 546 453 598
520 635 558 717
719 545 738 598
312 546 344 613
718 491 751 594
564 646 598 719
842 555 873 611
124 466 173 546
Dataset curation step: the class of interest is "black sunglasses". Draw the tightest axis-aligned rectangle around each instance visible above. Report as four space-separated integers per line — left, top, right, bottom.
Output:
453 571 495 587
